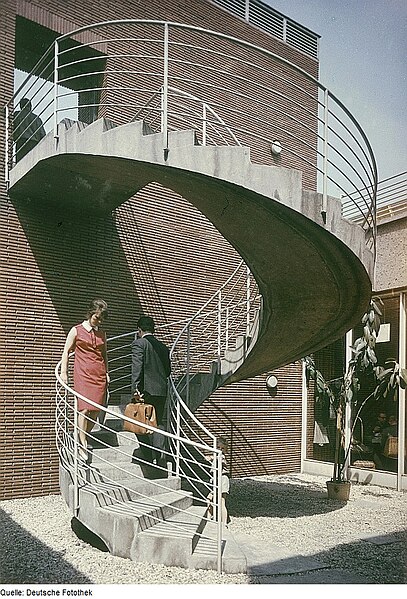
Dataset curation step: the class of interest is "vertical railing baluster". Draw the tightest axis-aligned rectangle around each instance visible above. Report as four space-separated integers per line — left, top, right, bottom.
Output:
53 40 59 147
163 23 169 154
217 291 222 373
186 324 191 406
225 306 230 351
73 394 79 515
216 448 223 574
246 266 251 338
5 104 9 185
175 397 181 477
322 88 329 222
202 103 207 146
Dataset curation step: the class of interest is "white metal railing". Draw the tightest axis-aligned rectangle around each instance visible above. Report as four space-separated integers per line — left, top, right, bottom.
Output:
55 376 224 571
55 260 261 572
342 171 407 225
132 85 242 147
4 19 377 252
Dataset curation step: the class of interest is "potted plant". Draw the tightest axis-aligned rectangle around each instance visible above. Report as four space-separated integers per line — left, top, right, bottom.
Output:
304 298 406 501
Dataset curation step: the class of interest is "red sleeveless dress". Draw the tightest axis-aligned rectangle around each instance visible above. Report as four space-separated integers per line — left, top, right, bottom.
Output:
73 323 107 411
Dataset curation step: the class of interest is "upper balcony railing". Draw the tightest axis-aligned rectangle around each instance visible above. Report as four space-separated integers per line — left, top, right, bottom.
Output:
5 20 377 254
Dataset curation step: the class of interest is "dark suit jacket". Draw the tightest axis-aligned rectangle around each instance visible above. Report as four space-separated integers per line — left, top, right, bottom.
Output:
131 334 170 397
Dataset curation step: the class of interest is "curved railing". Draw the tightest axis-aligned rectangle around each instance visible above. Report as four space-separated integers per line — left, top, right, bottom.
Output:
55 373 224 570
5 19 377 252
55 260 261 572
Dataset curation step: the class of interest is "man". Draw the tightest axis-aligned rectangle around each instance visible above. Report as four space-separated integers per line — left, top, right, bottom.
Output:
131 315 171 471
131 315 171 426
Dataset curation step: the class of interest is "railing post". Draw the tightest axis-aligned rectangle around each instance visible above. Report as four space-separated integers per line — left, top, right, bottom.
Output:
53 39 59 147
5 104 10 185
225 306 230 351
186 324 191 406
246 266 251 338
202 103 207 146
322 88 329 223
73 394 79 515
216 448 223 574
162 23 169 155
175 399 181 477
217 291 222 373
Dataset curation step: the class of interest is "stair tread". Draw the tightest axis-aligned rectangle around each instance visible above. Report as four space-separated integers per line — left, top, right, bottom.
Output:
99 490 192 517
136 504 207 538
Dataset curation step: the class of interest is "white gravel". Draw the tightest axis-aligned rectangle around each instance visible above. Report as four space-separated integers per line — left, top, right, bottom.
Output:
0 473 406 584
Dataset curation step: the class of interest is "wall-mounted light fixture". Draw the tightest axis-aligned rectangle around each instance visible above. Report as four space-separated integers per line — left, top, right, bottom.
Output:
270 140 282 156
266 374 278 395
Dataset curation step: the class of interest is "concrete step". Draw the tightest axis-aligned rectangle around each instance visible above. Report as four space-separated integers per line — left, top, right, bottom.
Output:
87 459 145 482
190 521 247 574
88 444 138 465
129 504 207 565
93 489 194 558
167 129 199 147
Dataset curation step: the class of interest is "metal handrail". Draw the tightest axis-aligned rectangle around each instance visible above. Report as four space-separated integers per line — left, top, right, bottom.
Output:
55 259 261 572
55 362 223 571
5 19 377 251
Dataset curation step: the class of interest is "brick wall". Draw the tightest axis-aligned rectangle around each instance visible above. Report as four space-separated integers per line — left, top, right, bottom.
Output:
0 0 314 499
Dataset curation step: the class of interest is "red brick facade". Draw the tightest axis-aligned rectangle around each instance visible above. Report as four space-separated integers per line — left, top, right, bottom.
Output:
0 0 319 499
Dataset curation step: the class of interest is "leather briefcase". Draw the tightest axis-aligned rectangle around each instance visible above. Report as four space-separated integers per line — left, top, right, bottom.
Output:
123 395 157 435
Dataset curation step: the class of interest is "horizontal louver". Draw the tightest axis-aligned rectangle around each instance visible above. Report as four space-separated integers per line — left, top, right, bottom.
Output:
211 0 319 60
250 0 284 39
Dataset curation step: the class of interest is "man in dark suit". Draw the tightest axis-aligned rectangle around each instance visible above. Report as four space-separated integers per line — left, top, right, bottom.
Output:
131 315 171 426
131 316 171 470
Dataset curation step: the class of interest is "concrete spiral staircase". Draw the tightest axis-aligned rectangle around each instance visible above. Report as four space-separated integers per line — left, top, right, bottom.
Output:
9 116 373 376
10 116 373 572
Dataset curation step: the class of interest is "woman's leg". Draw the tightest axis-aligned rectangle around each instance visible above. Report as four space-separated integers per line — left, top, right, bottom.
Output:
78 410 88 449
221 494 228 524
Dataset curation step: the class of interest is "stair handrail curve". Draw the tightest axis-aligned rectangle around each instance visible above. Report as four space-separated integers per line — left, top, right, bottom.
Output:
5 18 377 253
55 363 225 572
55 260 261 572
132 85 243 147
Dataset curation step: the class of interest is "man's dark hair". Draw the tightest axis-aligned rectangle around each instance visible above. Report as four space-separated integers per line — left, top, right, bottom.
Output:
137 315 155 333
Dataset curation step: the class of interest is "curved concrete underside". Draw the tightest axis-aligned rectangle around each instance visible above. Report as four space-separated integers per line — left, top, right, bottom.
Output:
9 120 373 382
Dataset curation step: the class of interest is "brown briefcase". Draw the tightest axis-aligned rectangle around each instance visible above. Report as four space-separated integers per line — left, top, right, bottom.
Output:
123 394 157 435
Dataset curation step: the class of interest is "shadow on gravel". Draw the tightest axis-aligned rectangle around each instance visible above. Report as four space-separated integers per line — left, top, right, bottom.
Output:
228 477 344 518
71 517 109 552
243 530 407 584
0 509 92 583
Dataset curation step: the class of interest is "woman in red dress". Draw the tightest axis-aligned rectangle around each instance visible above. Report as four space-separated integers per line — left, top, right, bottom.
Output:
61 299 109 460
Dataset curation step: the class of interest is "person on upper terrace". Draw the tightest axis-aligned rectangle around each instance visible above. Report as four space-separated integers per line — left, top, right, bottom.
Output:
13 98 46 162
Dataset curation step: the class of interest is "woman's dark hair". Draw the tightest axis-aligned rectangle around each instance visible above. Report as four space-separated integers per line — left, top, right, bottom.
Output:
86 299 108 321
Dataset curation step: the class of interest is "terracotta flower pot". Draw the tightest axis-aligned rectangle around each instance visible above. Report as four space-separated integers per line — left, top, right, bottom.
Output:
326 479 351 501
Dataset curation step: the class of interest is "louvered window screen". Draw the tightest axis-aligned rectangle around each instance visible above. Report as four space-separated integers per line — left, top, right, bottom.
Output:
214 0 246 19
211 0 319 60
286 21 319 59
250 0 284 38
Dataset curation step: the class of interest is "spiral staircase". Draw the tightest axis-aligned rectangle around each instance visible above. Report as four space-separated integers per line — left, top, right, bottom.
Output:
5 20 377 573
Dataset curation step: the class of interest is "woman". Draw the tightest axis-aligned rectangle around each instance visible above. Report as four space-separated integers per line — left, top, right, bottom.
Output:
61 299 109 460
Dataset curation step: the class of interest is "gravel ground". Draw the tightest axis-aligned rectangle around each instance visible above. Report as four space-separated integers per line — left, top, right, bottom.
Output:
0 473 406 585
